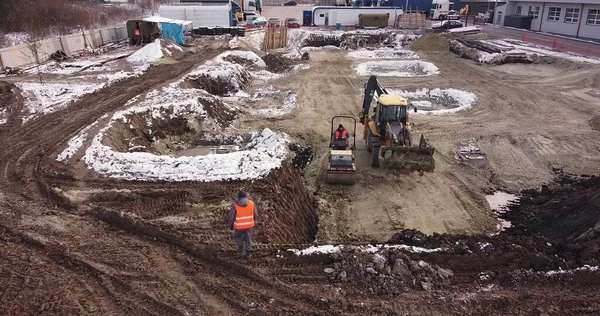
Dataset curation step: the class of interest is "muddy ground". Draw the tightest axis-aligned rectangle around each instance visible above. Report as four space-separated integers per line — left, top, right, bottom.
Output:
1 27 600 315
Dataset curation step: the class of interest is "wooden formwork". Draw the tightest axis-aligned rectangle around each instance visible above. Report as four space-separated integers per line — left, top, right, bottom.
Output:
397 10 426 29
263 25 288 51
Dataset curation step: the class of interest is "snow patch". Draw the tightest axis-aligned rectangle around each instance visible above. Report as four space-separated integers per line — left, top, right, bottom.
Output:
348 47 419 60
544 265 600 276
16 81 105 120
56 117 106 162
126 40 163 64
83 127 289 182
386 88 477 115
288 244 445 256
355 60 439 77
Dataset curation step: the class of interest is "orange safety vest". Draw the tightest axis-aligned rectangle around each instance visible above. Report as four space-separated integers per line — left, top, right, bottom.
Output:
335 129 348 140
234 200 255 230
134 29 140 36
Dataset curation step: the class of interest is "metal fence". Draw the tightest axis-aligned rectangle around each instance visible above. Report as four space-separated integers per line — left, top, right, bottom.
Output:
521 32 600 59
0 25 128 70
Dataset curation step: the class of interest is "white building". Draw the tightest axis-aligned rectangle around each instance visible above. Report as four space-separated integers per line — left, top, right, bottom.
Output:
494 0 600 40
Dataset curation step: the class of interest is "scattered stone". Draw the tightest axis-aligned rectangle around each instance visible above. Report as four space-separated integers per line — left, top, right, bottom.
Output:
324 268 335 274
339 271 347 281
437 268 454 279
373 253 387 271
420 281 433 291
366 267 378 274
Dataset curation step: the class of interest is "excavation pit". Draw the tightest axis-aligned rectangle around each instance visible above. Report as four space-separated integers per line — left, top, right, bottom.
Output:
386 88 477 115
356 60 439 77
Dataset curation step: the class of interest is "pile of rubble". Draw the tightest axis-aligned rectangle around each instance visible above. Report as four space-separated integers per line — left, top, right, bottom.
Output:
324 248 454 294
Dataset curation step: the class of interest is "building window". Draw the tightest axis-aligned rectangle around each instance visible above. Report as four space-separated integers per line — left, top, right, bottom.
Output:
516 5 522 15
528 6 540 19
588 9 600 25
548 7 561 22
320 14 325 17
565 8 580 23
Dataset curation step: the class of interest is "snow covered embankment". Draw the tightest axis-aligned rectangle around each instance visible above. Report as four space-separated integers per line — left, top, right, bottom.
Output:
387 88 477 115
81 51 293 182
84 127 288 182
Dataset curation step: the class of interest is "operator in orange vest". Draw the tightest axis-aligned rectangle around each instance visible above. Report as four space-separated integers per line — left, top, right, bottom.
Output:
333 124 350 149
134 28 141 46
228 190 257 259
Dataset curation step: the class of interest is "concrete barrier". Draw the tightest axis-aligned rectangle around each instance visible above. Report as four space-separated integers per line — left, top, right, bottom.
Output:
0 25 128 70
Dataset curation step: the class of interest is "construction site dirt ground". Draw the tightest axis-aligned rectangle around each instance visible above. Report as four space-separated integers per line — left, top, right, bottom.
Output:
1 28 600 315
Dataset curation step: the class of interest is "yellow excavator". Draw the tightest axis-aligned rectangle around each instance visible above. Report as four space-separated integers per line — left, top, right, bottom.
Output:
325 116 357 185
359 75 435 172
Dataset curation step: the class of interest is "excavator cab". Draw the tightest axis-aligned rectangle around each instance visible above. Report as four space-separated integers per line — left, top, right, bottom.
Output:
361 75 435 172
325 116 357 185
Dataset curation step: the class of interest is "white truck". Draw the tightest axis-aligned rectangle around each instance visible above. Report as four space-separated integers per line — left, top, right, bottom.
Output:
430 0 458 20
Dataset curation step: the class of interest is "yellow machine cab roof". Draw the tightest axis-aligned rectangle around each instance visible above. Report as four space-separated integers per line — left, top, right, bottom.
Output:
378 94 408 106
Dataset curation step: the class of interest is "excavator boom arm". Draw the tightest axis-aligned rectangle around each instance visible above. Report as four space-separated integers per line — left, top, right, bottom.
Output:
360 75 388 125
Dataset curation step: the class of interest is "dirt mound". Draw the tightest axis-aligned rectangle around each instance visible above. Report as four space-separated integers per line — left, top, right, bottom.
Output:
411 33 450 51
262 53 292 73
186 72 250 96
380 151 435 173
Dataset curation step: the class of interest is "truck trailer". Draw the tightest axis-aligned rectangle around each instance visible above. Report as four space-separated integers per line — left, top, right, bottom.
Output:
312 6 403 26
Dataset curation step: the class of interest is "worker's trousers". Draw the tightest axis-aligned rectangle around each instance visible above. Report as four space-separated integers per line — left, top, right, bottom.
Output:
234 228 252 252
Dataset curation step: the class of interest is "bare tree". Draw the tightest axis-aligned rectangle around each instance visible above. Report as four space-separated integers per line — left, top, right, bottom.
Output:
26 37 44 84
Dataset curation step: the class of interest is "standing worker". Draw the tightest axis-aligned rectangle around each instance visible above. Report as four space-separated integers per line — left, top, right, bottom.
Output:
134 28 141 45
228 190 257 259
235 9 244 23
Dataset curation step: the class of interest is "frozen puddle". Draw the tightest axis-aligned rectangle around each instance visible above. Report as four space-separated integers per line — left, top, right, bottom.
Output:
355 60 439 77
485 191 519 232
348 48 419 60
386 88 477 115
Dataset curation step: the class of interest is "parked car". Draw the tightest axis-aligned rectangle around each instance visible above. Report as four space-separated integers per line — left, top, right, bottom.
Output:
285 17 300 28
431 20 463 31
268 17 280 26
247 16 267 25
283 1 297 6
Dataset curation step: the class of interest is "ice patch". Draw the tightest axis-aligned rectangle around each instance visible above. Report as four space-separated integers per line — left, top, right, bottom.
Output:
485 191 519 232
355 61 439 77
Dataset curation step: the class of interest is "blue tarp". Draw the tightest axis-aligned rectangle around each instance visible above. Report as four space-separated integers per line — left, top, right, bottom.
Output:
160 22 184 45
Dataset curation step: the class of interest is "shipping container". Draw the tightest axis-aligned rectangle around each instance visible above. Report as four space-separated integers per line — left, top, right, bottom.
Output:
312 6 403 26
158 3 232 27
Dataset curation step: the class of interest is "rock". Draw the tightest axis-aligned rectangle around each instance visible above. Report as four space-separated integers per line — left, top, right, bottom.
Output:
373 254 387 271
409 260 421 272
393 259 413 279
339 271 347 281
420 281 433 291
384 266 392 275
366 267 378 274
334 262 341 269
437 268 454 279
324 268 335 274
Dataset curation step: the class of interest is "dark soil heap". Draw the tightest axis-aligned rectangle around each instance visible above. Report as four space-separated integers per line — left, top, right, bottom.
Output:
0 81 14 104
262 53 292 73
503 174 600 260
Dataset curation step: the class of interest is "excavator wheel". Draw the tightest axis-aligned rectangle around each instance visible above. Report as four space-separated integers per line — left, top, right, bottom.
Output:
366 128 378 153
371 143 381 168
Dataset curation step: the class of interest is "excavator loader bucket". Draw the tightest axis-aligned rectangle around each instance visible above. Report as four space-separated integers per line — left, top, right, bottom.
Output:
378 135 435 173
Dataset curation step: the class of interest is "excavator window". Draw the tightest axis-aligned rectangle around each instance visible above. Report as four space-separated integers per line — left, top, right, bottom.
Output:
380 105 407 125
